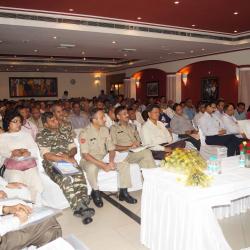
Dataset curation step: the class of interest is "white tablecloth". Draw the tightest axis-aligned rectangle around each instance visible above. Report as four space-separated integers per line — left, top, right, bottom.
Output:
141 156 250 250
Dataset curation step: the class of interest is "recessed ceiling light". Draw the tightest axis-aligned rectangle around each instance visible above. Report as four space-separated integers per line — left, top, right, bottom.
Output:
53 36 57 39
6 68 9 71
124 53 127 57
174 1 180 4
201 48 205 51
112 41 117 44
69 8 74 12
50 56 54 59
36 68 39 71
137 17 142 20
233 12 239 15
34 49 39 53
81 51 85 55
10 65 14 68
190 50 194 53
0 40 3 43
128 62 134 65
234 30 238 33
192 24 196 27
83 57 86 61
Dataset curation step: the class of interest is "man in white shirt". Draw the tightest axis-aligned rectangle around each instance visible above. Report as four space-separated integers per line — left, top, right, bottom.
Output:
235 102 247 120
214 100 225 120
199 102 242 156
222 103 245 138
0 200 61 249
128 108 142 136
105 106 116 128
193 102 205 129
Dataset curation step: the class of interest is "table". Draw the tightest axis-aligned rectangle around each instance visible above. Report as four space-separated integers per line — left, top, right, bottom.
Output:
141 156 250 250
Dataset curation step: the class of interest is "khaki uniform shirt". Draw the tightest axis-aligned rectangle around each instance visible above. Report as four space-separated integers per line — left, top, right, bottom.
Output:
79 124 115 161
110 123 141 146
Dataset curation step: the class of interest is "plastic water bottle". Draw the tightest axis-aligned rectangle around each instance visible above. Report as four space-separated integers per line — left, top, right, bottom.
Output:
239 151 246 168
207 155 221 175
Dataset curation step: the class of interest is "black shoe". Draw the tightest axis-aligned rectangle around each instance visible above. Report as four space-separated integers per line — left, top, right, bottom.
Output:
91 190 103 208
73 207 95 218
119 188 137 204
82 217 93 225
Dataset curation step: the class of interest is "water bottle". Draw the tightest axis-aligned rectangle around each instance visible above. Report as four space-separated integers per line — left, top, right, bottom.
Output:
207 155 221 175
239 151 246 168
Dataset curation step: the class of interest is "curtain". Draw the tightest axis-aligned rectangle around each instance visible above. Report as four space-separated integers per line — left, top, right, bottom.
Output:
166 74 176 102
239 69 250 109
124 78 136 99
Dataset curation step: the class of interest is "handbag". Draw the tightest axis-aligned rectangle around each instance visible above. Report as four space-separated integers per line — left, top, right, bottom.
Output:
4 157 37 171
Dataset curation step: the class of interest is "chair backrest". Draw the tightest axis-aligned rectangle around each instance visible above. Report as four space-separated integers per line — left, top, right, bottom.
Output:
198 127 206 145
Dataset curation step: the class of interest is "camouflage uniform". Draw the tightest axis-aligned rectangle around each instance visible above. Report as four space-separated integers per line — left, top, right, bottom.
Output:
36 128 89 211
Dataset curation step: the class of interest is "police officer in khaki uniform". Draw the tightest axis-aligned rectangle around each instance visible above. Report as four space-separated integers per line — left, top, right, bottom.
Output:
79 108 137 207
110 106 156 168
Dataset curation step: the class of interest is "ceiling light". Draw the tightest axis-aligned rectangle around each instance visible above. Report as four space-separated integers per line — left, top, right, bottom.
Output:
53 36 57 39
201 48 205 51
69 8 74 12
137 17 142 20
34 49 39 53
6 68 9 71
36 68 39 71
50 56 54 59
234 30 238 33
124 54 127 57
22 40 30 43
83 57 86 61
233 12 239 15
112 41 117 44
59 43 76 48
10 65 14 68
0 40 3 43
174 1 180 4
192 24 196 27
128 62 134 65
174 51 185 54
81 51 85 55
190 50 194 53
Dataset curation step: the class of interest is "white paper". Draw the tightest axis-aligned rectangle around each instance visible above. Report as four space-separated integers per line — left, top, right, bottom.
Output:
53 161 80 175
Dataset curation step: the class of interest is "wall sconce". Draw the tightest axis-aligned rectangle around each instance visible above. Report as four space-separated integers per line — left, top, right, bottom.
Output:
94 72 101 85
182 73 188 85
135 79 140 88
236 67 240 82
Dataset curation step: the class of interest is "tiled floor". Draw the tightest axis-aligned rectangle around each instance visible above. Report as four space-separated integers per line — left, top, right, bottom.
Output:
57 190 250 250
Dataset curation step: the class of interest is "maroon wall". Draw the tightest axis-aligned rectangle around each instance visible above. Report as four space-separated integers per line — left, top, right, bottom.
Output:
135 68 166 102
180 60 238 105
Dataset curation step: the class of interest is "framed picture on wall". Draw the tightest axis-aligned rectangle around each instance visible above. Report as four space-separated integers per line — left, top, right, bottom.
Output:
201 77 219 101
147 81 159 97
9 77 58 97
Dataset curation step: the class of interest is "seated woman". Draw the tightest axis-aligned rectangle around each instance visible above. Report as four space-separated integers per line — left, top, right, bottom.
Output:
141 104 185 160
170 103 201 150
0 110 43 203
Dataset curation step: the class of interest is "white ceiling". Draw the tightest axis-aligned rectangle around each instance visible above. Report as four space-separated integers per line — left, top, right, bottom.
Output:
0 12 250 73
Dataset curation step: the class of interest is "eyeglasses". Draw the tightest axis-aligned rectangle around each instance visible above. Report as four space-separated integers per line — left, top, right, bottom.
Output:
10 119 21 124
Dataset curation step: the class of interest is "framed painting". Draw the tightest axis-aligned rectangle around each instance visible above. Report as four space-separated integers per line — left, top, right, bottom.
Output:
147 81 159 97
201 77 219 101
9 77 58 97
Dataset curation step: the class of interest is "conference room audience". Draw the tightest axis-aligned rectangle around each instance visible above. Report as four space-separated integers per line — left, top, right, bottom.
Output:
199 102 242 156
235 102 246 120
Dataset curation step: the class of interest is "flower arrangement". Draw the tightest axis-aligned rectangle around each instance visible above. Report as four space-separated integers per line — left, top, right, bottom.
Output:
161 148 211 187
239 141 250 154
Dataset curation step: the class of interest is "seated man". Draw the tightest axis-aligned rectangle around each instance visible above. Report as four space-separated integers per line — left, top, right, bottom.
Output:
0 199 61 250
199 102 242 156
79 108 136 207
170 103 200 150
69 101 90 130
141 104 185 160
29 107 44 132
235 102 246 120
127 107 142 136
110 106 156 167
36 112 94 225
193 102 206 129
222 103 245 138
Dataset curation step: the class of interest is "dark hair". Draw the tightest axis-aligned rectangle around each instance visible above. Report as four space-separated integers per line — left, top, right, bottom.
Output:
237 102 245 107
72 101 80 107
204 101 216 109
141 110 149 121
89 107 102 122
147 104 160 113
63 90 68 95
3 110 23 132
224 103 235 112
41 112 54 124
172 103 181 111
216 100 225 106
114 105 127 118
247 106 250 112
127 107 134 112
